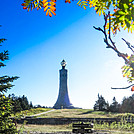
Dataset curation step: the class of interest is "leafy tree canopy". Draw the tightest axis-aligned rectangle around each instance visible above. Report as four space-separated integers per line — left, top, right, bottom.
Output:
22 0 134 34
94 94 108 111
0 26 18 133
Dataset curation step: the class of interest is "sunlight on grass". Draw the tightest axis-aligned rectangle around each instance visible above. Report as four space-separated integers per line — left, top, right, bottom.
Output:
17 124 72 133
37 109 115 118
16 109 134 134
12 108 52 117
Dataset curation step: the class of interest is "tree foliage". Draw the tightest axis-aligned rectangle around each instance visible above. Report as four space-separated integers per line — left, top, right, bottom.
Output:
0 27 18 133
94 94 108 111
120 94 134 113
0 95 17 133
109 97 119 112
93 11 134 87
9 94 33 114
94 94 134 113
22 0 134 34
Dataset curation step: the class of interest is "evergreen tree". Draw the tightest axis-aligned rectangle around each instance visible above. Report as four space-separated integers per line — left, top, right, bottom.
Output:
119 94 134 113
94 94 108 111
30 101 33 108
109 97 119 113
21 95 30 110
0 27 19 133
9 94 33 113
9 94 22 113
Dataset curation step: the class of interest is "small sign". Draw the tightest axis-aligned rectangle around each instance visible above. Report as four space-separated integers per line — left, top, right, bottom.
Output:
73 123 93 128
72 128 92 133
72 122 94 133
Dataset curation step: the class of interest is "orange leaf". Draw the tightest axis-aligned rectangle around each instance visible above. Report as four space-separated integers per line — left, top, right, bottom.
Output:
23 7 27 9
46 9 49 16
44 5 49 12
49 2 56 7
84 6 86 10
131 86 134 91
114 9 117 12
50 6 56 11
43 2 48 7
50 9 56 15
65 0 71 3
49 11 52 17
43 0 47 4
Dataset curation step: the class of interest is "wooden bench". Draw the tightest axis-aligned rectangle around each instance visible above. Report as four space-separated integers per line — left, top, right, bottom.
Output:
72 122 94 134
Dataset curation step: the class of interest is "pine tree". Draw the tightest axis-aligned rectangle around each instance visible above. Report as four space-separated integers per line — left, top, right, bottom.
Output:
30 101 33 108
120 94 134 113
109 97 119 113
0 27 19 133
94 94 108 111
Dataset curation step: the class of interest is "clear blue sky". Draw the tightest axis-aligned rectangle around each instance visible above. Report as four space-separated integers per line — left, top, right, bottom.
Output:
1 1 134 109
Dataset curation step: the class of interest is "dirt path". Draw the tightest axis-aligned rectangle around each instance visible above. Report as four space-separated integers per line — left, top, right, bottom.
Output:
26 109 56 118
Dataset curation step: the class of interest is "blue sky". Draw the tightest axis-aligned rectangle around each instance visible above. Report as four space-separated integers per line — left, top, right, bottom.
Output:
1 1 134 109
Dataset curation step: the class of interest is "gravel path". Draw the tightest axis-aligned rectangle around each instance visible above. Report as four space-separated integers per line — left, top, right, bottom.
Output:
25 109 56 118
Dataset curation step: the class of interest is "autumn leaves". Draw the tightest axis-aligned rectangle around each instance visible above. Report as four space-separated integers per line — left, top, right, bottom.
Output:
43 0 56 17
21 0 71 17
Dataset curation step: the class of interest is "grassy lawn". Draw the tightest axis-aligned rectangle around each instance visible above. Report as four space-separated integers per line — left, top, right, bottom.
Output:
12 108 52 117
13 108 134 119
16 109 134 133
17 124 134 134
17 124 72 133
36 109 118 118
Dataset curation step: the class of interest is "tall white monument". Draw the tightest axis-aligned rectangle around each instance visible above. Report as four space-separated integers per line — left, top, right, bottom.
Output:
53 60 74 109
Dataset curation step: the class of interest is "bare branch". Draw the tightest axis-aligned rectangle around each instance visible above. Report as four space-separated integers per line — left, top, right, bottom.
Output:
93 26 104 33
122 38 134 54
108 11 116 49
93 12 129 64
111 84 134 89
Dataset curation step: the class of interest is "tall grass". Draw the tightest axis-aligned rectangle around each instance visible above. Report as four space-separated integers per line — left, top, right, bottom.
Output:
93 115 134 132
17 116 134 133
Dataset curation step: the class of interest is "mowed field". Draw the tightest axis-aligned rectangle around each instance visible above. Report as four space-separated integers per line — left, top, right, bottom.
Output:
16 108 134 133
36 109 114 118
15 108 134 118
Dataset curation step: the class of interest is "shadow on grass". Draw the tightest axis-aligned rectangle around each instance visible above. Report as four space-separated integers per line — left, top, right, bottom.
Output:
78 110 94 115
78 110 111 116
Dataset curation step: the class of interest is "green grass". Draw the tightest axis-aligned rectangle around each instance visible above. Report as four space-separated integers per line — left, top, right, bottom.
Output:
14 108 134 119
17 122 134 134
114 113 134 119
16 109 134 133
12 108 52 117
17 124 72 133
36 109 116 118
12 108 134 118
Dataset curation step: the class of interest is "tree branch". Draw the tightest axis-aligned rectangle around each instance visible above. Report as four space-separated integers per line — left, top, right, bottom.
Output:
93 12 129 64
108 11 116 49
111 84 134 89
122 38 134 54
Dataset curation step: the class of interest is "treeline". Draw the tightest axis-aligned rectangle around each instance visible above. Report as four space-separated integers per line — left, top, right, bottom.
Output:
8 94 49 114
94 94 134 113
8 94 33 114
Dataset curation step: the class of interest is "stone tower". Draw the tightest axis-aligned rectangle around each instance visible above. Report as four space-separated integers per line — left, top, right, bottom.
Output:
53 60 74 109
